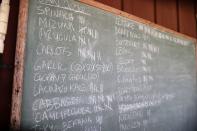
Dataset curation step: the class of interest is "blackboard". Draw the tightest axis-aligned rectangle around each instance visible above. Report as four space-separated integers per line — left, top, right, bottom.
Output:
11 0 197 131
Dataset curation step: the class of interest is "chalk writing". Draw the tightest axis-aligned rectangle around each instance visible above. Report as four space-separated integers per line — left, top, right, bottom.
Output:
22 0 196 131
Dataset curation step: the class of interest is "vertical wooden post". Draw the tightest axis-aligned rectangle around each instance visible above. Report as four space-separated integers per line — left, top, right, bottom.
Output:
10 0 28 130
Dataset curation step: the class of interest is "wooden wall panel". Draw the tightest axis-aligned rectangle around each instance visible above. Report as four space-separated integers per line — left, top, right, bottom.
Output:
95 0 122 10
178 0 196 38
123 0 155 22
196 0 197 38
196 1 197 23
156 0 178 31
0 0 19 130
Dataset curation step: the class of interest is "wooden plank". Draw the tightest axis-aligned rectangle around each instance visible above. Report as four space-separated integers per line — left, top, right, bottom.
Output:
10 0 28 130
178 0 196 38
123 0 155 22
95 0 122 10
156 0 178 31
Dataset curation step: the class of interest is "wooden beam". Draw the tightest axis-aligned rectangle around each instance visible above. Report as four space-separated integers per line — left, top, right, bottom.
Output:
10 0 28 130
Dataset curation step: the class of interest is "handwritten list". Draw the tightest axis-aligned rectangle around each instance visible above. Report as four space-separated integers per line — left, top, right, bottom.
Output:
21 0 197 131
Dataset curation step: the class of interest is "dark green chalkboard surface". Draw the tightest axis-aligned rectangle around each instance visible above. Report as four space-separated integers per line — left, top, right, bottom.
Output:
11 0 197 131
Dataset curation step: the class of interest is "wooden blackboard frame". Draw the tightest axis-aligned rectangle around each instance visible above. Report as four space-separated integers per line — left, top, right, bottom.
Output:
10 0 197 130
